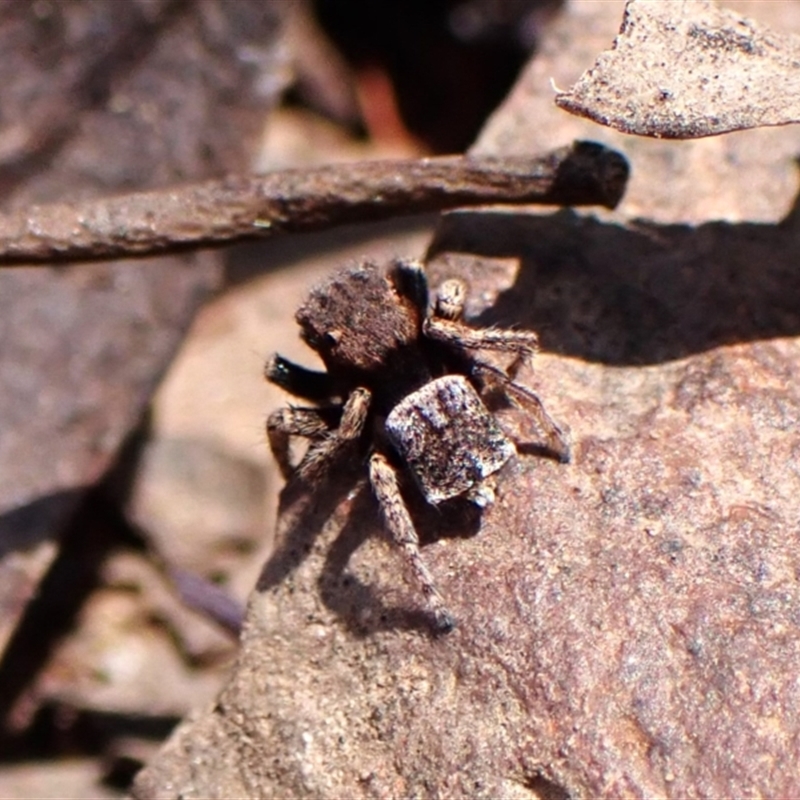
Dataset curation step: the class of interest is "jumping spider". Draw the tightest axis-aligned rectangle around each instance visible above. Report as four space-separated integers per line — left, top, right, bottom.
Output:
265 258 569 632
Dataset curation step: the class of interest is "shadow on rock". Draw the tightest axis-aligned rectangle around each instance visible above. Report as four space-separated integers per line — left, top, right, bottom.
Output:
258 460 484 636
316 481 483 637
430 193 800 365
0 488 84 558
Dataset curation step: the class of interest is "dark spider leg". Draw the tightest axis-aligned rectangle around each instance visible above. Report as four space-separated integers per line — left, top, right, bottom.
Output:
368 451 455 633
472 360 570 463
265 353 338 402
296 387 371 484
388 257 429 315
266 406 336 480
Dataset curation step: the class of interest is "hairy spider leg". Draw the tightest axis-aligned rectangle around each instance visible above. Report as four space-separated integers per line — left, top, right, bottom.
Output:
429 280 536 379
295 387 371 483
472 360 570 463
423 315 540 364
369 451 455 633
266 406 335 480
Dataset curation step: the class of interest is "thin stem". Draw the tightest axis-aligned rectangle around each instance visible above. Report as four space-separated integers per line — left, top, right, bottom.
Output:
0 142 627 266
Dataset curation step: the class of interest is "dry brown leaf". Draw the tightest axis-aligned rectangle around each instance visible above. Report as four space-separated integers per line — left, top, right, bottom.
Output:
556 0 800 138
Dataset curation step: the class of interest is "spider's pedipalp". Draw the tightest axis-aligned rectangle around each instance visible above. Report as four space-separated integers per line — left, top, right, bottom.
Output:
434 278 467 322
369 451 455 633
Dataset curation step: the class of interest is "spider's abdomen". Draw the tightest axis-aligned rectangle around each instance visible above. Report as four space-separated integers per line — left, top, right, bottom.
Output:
385 375 515 505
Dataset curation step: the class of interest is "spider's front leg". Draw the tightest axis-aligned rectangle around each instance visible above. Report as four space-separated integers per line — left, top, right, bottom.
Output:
368 451 455 633
265 353 338 402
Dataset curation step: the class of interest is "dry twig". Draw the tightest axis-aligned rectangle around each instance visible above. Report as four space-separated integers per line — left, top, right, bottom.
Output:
0 142 627 266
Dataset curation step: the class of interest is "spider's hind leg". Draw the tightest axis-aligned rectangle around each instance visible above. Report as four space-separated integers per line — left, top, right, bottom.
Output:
369 451 455 633
473 360 570 464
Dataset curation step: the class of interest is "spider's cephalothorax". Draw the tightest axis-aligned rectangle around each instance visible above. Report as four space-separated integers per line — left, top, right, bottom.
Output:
266 259 569 632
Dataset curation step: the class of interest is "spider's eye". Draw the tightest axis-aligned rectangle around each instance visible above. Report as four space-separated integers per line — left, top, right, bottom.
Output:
323 330 342 347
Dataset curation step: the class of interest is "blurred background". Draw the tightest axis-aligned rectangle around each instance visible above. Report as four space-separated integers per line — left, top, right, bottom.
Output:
0 1 561 797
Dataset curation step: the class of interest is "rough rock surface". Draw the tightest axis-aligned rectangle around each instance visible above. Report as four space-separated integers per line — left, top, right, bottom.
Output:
134 2 800 797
